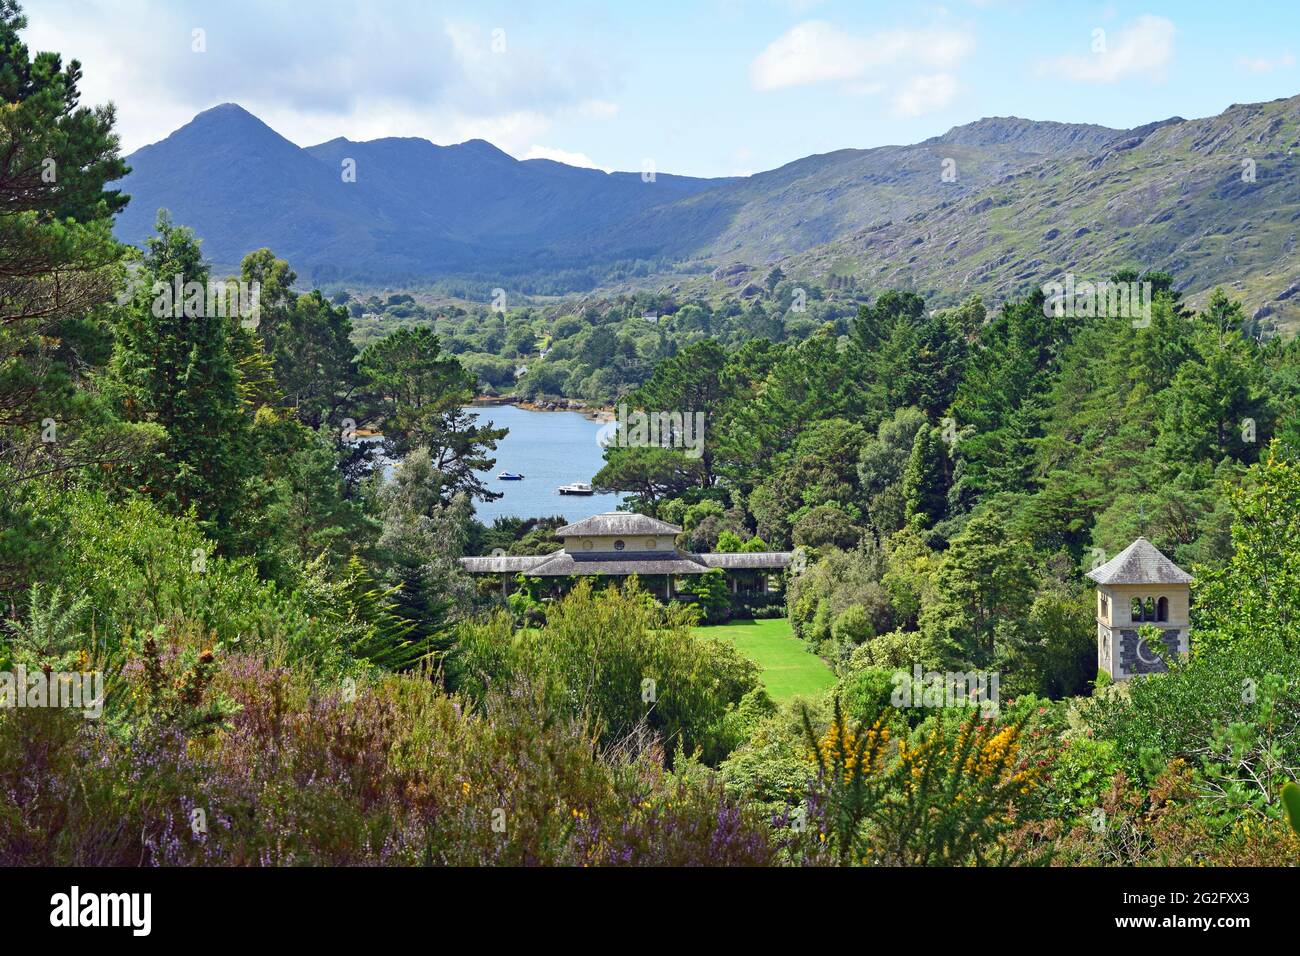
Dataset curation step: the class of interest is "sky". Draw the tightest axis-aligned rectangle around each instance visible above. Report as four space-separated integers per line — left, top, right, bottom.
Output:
20 0 1300 178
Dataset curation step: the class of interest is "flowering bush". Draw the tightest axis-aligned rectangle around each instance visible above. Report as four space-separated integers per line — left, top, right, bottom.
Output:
790 698 1049 866
0 619 776 866
1045 761 1300 867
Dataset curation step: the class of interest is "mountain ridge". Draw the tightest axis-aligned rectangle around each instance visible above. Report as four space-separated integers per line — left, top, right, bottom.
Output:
754 93 1300 331
112 98 1300 328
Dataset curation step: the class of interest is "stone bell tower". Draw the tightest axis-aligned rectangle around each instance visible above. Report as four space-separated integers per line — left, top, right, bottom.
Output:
1085 536 1192 680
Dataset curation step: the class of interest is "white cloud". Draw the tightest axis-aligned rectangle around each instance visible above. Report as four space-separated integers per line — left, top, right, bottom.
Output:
1038 14 1175 84
19 1 621 154
893 73 958 117
575 99 620 121
440 111 557 154
518 145 608 170
1238 52 1295 74
749 20 974 91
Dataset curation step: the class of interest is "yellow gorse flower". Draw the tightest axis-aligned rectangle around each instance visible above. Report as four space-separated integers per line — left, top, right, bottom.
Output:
809 705 1043 807
812 714 889 784
896 719 1042 796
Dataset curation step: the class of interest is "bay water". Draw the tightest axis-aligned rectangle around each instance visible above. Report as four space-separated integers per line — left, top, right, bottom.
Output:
465 403 624 525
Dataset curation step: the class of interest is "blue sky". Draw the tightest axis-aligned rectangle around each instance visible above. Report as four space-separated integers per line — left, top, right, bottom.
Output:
21 0 1300 177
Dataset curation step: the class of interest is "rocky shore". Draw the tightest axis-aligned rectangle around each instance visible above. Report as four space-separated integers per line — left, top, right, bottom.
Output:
470 394 614 422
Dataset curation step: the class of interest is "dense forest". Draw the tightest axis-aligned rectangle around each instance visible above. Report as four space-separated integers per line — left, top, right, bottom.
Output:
339 270 851 403
4 0 1300 867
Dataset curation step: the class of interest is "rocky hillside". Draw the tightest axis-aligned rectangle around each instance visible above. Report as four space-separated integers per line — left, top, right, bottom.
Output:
745 97 1300 332
589 117 1130 266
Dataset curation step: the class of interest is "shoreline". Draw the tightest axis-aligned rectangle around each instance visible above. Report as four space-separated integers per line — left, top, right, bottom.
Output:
470 395 614 422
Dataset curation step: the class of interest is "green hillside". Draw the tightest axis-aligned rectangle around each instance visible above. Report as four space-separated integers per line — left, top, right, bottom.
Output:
761 96 1300 334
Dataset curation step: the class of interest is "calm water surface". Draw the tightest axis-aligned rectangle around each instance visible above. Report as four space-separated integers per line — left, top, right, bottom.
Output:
465 404 624 524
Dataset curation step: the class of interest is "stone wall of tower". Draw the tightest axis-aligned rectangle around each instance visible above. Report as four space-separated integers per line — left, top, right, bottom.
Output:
1097 621 1115 676
1095 583 1190 681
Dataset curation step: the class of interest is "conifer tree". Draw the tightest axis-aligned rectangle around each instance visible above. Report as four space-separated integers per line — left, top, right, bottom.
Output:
902 425 948 529
108 212 251 548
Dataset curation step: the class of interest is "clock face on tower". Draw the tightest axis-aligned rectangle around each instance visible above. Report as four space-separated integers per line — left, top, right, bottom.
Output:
1118 628 1179 676
1135 637 1162 667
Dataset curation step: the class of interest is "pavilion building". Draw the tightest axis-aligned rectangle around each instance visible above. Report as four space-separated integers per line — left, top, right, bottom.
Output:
459 512 792 607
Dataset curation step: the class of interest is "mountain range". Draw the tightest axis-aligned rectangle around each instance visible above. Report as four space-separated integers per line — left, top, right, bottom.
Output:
114 97 1300 329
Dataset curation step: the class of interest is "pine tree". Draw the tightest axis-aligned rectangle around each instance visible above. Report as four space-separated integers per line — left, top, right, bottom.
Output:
108 212 251 549
358 326 506 503
902 425 948 529
0 0 127 436
920 511 1037 666
0 0 134 590
1156 289 1271 467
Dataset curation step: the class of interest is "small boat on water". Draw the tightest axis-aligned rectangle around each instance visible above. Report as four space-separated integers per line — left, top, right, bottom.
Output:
558 482 594 496
497 471 525 481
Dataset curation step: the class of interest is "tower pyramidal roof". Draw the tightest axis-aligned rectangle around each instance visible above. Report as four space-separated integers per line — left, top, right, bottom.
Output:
1085 536 1193 586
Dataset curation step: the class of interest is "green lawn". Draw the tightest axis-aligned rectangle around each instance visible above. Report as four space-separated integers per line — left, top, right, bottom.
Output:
697 617 835 702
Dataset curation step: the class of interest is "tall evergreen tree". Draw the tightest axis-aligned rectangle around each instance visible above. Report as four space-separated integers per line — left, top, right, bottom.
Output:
629 339 730 487
0 0 137 589
108 212 250 548
1156 289 1271 467
920 511 1038 666
902 424 948 529
0 0 126 439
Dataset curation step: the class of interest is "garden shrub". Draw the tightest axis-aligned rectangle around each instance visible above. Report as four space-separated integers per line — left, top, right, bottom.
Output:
0 630 776 865
791 699 1050 866
453 579 759 763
